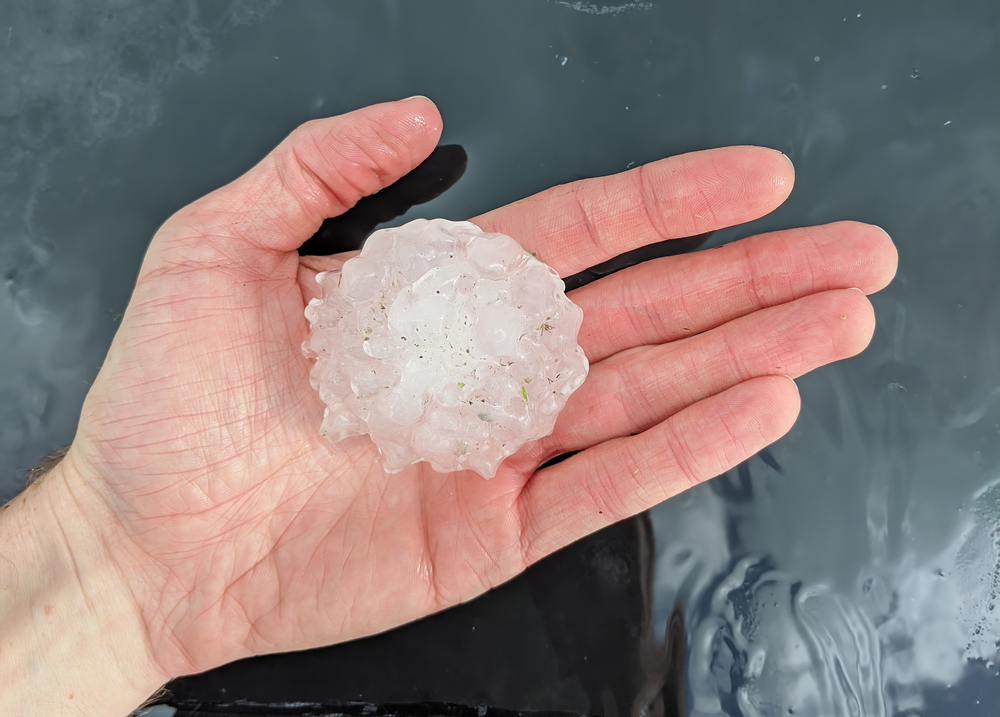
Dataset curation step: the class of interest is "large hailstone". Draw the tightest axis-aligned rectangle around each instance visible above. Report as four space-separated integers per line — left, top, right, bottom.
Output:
303 218 589 478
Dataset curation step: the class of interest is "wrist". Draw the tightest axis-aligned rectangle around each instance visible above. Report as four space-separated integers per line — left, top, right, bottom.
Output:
0 454 168 716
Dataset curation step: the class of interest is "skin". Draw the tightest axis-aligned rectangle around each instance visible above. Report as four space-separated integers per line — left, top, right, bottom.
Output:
0 97 897 716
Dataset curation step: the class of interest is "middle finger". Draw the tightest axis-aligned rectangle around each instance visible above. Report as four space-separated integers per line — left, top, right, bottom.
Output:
571 221 896 362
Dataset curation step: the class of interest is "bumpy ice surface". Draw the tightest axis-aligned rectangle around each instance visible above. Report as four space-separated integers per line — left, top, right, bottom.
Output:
303 218 589 478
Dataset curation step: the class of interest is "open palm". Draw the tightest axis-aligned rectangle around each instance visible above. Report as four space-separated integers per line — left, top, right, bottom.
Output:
58 98 896 681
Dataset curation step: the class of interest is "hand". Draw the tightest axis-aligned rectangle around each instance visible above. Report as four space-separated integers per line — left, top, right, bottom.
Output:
1 97 896 714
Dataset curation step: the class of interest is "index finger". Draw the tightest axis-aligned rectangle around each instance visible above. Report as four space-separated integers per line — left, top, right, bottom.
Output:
471 146 794 278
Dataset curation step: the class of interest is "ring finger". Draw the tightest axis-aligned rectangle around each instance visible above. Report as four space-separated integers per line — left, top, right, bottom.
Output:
513 287 874 468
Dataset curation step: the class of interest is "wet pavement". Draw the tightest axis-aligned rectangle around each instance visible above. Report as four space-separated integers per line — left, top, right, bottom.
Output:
2 2 998 714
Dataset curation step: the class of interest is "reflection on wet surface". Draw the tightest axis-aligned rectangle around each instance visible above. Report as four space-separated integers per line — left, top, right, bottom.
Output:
2 1 999 714
648 433 1000 715
647 365 1000 715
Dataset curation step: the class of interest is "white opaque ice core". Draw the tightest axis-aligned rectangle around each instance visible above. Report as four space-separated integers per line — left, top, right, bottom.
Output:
303 218 589 478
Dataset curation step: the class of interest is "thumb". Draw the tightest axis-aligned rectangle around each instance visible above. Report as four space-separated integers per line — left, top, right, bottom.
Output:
158 97 443 257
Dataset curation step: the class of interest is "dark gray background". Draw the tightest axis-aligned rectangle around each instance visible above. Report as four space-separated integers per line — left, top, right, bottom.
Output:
2 1 998 715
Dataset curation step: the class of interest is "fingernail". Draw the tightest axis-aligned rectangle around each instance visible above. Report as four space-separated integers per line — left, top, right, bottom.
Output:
874 225 892 240
401 95 431 103
783 375 798 389
848 287 865 294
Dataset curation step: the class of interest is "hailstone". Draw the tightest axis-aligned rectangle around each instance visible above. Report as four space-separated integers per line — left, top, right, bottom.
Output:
303 218 589 478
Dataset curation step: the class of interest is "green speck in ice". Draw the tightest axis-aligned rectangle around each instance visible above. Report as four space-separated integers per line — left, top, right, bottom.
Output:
457 382 465 388
521 386 529 403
